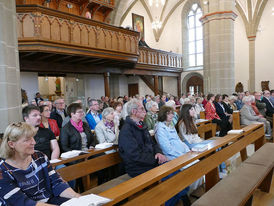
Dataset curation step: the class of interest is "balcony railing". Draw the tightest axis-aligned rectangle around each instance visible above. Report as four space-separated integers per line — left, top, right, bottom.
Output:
138 47 183 68
16 5 139 62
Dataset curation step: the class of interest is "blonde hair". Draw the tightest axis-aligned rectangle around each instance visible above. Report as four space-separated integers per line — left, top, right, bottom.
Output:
0 122 37 159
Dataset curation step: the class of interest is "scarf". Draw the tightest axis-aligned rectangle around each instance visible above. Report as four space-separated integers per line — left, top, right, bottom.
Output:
104 120 115 133
70 119 84 133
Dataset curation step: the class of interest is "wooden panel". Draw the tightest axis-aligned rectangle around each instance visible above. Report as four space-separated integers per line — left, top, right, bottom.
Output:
40 16 51 39
57 152 122 182
88 26 96 47
72 24 81 44
22 14 34 37
105 30 112 50
51 18 61 41
81 25 89 45
60 20 70 42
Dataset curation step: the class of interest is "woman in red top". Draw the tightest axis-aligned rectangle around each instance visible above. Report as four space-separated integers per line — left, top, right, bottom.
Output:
40 105 60 137
205 94 230 137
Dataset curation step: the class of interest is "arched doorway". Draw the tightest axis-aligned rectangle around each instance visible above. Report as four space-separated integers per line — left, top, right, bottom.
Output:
186 75 203 95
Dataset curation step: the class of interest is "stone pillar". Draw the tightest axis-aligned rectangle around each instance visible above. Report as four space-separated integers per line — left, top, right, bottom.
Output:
154 75 159 96
0 0 21 133
201 0 237 94
248 36 256 92
104 72 110 97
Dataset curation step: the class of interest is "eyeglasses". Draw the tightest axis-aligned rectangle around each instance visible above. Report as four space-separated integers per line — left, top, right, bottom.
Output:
12 122 23 127
76 110 84 114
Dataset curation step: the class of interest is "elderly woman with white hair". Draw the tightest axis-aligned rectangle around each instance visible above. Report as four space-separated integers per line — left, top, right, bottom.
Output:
240 96 272 137
95 107 119 144
144 101 159 131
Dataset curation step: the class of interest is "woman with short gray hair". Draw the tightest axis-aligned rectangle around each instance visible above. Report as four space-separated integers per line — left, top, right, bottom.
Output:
144 101 159 131
95 107 119 144
240 96 272 137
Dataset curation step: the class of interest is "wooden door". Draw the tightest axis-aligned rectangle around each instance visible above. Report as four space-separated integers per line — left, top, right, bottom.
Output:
186 76 203 95
128 83 139 97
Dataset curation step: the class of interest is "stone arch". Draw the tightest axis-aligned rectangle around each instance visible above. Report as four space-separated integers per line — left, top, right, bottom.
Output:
182 72 203 94
181 0 203 69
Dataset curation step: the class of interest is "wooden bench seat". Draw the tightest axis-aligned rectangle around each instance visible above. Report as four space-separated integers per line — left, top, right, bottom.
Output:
82 173 131 195
192 143 274 206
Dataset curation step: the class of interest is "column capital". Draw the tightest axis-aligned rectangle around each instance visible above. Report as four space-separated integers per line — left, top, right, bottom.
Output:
200 11 238 24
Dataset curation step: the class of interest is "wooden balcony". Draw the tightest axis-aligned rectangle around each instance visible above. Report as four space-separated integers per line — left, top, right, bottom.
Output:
16 5 183 76
134 47 183 75
16 4 139 65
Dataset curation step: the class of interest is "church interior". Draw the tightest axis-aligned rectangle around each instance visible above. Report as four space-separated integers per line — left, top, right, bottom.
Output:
0 0 274 205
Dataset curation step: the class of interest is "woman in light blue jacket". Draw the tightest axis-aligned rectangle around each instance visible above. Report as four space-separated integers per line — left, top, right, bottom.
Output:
155 106 190 161
155 106 191 206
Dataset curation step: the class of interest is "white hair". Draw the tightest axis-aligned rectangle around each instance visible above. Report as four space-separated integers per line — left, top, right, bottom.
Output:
127 99 141 116
165 100 175 107
146 101 158 111
242 96 252 104
102 107 114 119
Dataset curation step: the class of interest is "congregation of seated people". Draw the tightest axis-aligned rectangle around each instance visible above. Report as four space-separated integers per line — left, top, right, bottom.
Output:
0 89 273 205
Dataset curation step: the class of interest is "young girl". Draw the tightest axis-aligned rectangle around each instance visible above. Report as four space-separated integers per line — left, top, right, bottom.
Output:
176 104 203 148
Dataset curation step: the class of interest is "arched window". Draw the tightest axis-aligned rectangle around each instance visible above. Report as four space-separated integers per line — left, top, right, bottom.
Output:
187 3 203 68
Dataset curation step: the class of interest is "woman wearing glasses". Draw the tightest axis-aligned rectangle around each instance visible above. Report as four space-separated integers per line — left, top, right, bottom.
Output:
0 122 80 206
60 103 96 152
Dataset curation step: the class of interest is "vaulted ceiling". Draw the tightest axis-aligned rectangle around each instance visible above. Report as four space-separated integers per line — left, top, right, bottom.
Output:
110 0 269 40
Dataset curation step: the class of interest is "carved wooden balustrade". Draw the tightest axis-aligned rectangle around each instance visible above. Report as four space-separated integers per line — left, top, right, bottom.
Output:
138 47 183 69
16 5 139 62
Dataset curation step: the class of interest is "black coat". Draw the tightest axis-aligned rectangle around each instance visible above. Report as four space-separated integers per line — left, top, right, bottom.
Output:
214 102 228 120
60 121 96 152
50 109 67 128
262 97 274 117
118 117 162 177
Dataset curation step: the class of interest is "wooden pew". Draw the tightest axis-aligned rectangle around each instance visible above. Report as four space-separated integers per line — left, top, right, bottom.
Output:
52 146 118 167
54 146 131 192
196 119 216 139
82 124 265 205
192 143 274 206
232 110 241 130
200 111 206 119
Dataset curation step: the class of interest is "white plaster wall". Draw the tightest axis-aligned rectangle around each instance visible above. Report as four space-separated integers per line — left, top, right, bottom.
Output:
84 74 105 99
121 1 158 48
255 1 274 90
139 78 154 96
38 77 49 95
20 72 38 103
163 76 178 96
120 1 185 52
234 10 249 92
119 75 129 96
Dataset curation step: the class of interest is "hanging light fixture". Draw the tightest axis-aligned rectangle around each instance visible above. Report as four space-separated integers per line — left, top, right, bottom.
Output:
152 20 162 30
149 0 165 7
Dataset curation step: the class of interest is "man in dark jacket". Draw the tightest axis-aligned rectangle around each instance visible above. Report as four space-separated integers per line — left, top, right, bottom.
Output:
262 90 274 125
118 99 191 206
118 99 167 178
50 98 67 128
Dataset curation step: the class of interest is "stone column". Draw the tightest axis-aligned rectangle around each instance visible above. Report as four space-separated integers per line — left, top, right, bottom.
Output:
248 36 256 92
201 0 237 94
154 75 159 96
0 0 21 133
104 72 110 97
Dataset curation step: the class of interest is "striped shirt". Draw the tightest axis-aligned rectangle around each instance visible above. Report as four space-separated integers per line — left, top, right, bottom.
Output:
0 151 69 206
